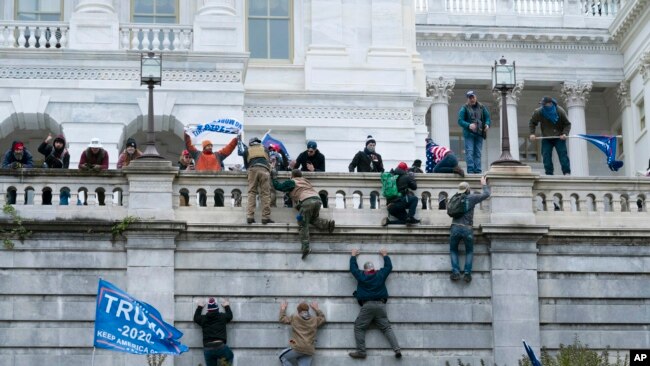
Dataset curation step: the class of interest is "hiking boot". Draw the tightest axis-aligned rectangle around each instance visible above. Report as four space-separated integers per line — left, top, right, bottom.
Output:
301 247 311 260
348 351 367 359
262 219 274 225
328 220 335 233
450 272 461 281
381 217 389 226
247 218 255 224
395 350 402 359
453 166 466 177
405 217 421 225
463 273 472 283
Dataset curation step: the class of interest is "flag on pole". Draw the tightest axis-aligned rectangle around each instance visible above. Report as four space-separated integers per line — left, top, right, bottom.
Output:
93 279 189 355
523 340 543 366
575 134 624 172
261 131 291 161
186 118 243 139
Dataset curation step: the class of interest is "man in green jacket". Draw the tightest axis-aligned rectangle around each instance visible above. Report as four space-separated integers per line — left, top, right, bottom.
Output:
458 91 491 174
278 300 326 366
273 169 335 259
529 96 572 175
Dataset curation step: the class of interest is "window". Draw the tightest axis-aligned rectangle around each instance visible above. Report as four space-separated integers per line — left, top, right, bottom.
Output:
519 136 539 162
132 0 178 23
638 100 646 132
248 0 291 60
16 0 62 21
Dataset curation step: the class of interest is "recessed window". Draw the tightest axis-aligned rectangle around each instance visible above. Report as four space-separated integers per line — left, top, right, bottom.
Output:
132 0 178 24
16 0 62 21
248 0 291 60
638 100 646 132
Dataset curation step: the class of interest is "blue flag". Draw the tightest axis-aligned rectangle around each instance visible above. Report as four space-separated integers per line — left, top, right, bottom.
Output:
188 118 243 138
93 279 189 355
261 132 291 161
576 134 624 171
523 340 542 366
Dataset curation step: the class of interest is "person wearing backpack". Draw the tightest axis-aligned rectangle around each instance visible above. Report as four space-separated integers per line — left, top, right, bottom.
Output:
380 162 420 226
448 176 490 283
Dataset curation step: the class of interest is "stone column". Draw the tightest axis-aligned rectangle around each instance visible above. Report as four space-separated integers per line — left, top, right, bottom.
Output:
123 160 178 220
193 0 243 52
641 53 650 169
426 77 455 148
69 0 119 50
370 0 404 52
561 81 592 177
414 96 434 155
493 81 524 160
310 0 344 49
617 81 635 176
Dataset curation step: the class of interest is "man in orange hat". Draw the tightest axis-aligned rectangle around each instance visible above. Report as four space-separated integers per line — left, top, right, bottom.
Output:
183 131 238 171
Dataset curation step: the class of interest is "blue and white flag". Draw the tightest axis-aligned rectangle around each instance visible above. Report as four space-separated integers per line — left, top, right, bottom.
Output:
188 118 243 139
575 134 624 172
93 279 189 355
523 340 543 366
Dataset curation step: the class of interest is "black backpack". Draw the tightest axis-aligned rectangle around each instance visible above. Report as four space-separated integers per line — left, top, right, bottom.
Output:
447 192 468 218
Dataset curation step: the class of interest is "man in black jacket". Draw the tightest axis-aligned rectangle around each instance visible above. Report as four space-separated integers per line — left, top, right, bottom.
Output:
349 248 401 359
294 140 325 172
38 133 69 168
194 297 234 366
381 162 420 226
348 135 384 173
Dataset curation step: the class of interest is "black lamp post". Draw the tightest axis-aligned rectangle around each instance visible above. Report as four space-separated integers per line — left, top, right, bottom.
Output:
138 52 164 159
491 56 523 166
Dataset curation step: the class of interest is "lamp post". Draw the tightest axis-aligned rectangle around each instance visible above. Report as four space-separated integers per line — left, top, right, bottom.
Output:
138 52 164 159
491 56 523 166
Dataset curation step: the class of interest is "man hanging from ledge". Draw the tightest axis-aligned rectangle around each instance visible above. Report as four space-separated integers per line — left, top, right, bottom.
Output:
194 297 234 366
278 300 326 366
183 130 238 171
272 169 335 259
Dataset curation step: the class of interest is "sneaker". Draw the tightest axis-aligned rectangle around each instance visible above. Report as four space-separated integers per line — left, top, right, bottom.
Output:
262 219 274 225
395 350 402 359
348 351 367 359
328 220 335 233
301 247 311 260
381 217 389 226
247 218 255 224
450 272 461 281
453 166 466 177
463 273 472 283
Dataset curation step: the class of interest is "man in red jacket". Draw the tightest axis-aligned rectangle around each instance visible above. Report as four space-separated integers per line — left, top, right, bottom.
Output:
78 138 109 171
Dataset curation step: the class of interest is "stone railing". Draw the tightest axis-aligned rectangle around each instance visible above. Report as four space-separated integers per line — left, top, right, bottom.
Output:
581 0 621 16
0 21 68 49
446 0 497 13
514 0 564 15
119 24 193 52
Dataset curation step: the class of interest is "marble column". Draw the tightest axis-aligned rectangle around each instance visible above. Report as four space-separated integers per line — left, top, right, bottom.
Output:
310 0 344 49
617 82 635 176
561 81 592 176
74 0 114 13
197 0 236 15
426 77 455 148
493 81 524 161
69 0 119 50
193 0 243 52
370 0 404 51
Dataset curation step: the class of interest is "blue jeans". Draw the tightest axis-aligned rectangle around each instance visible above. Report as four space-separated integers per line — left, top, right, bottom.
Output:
204 345 234 366
450 224 474 274
541 138 571 175
432 154 458 174
464 134 483 174
279 347 313 366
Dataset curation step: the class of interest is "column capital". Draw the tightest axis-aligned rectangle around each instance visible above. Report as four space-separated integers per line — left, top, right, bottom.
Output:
75 0 115 13
561 81 592 108
197 0 237 16
492 81 524 107
426 77 455 104
640 51 650 83
617 81 631 108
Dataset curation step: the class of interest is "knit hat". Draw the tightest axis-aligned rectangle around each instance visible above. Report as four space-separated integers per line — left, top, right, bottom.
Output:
201 140 213 150
365 135 376 146
126 138 137 148
249 137 261 146
307 140 317 149
458 182 470 194
12 141 24 151
540 96 556 105
297 303 309 312
413 159 422 167
397 162 408 171
207 297 218 312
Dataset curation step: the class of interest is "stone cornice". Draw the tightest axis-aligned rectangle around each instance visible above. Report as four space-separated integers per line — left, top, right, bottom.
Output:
244 106 413 120
0 66 242 82
561 81 593 107
417 39 619 53
426 76 455 104
609 0 650 43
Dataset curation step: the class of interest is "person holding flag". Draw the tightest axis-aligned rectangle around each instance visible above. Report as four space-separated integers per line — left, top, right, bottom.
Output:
194 297 234 366
529 96 572 176
183 129 238 172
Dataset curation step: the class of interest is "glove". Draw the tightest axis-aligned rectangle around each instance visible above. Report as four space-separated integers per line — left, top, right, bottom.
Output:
11 162 22 169
92 165 102 172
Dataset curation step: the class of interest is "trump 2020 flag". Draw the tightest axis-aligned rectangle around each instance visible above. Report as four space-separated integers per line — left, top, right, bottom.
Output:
187 118 243 139
576 134 624 172
261 131 291 161
523 340 542 366
94 279 188 355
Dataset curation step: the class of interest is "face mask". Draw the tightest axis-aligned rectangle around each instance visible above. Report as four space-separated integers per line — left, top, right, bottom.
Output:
14 152 23 160
366 146 375 153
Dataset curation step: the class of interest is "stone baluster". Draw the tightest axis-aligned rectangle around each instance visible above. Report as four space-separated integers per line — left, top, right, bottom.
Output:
151 28 161 51
345 194 356 210
172 30 181 50
595 197 605 212
120 29 130 49
426 77 455 148
8 26 16 47
141 30 151 50
131 28 139 50
181 30 191 50
17 27 26 48
52 191 60 206
48 28 57 48
37 28 47 48
27 27 37 48
162 29 171 51
59 27 67 48
32 190 42 206
617 82 635 176
0 27 5 47
562 196 571 212
561 81 592 177
612 194 622 212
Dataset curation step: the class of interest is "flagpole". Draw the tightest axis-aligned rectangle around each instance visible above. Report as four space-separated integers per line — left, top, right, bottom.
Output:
534 135 622 140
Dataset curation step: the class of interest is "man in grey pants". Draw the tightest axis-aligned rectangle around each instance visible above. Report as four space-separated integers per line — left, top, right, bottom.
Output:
348 248 401 359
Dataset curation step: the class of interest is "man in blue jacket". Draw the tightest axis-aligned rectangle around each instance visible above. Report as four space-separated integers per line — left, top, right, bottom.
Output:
349 248 401 359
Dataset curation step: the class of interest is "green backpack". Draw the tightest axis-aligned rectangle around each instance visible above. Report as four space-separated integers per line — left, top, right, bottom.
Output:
447 192 469 218
380 172 401 200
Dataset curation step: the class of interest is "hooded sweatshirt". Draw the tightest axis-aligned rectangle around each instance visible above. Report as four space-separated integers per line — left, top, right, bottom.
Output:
193 305 233 346
279 308 326 355
38 135 70 168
